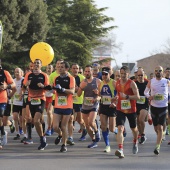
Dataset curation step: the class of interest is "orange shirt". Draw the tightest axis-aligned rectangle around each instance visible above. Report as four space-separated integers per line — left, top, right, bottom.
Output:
54 74 75 109
116 79 136 114
0 70 14 103
23 71 49 101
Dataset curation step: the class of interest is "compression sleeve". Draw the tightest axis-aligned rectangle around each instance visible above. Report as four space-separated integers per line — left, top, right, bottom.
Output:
144 86 150 98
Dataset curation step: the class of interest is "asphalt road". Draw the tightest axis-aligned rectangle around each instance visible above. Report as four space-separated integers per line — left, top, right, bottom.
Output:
0 115 170 170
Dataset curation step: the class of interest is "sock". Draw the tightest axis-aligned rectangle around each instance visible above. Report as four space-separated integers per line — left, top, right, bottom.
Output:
27 123 32 139
118 144 123 150
133 138 137 144
156 144 160 149
24 134 27 138
102 130 109 146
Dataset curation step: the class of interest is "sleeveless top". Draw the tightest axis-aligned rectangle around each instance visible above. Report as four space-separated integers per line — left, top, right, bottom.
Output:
100 79 115 105
82 78 99 110
116 79 136 113
150 77 168 107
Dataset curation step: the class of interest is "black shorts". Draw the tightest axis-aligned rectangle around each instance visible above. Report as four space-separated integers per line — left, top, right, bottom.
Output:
4 104 11 117
99 104 116 117
29 99 45 118
81 108 98 114
13 105 23 115
150 106 167 126
136 104 149 115
168 103 170 116
116 110 137 128
54 108 73 115
73 104 82 112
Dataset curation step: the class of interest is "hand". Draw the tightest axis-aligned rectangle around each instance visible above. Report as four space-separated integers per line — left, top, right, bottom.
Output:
37 83 44 88
25 80 31 86
93 89 99 95
109 103 116 108
119 92 126 98
80 81 88 89
55 84 65 93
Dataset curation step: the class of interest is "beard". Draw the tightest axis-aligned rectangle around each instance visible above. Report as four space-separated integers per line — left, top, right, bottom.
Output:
86 74 91 79
156 73 161 78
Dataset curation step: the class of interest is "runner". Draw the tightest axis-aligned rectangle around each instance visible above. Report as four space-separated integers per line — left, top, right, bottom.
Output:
23 59 49 150
77 65 101 148
71 63 87 142
114 66 140 158
45 64 54 136
12 68 24 140
144 66 170 155
0 61 15 148
99 67 116 152
135 68 149 144
53 61 75 152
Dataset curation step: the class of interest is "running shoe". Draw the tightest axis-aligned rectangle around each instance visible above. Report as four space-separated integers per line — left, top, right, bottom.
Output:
1 131 8 146
104 146 111 153
87 142 98 148
67 137 75 145
154 147 160 155
51 128 54 134
79 136 86 141
19 127 24 135
13 134 20 140
54 136 62 145
115 149 124 158
140 135 147 144
24 138 33 144
21 137 27 143
60 144 67 152
38 142 48 150
95 130 101 142
45 129 52 136
132 143 138 154
9 120 15 133
167 141 170 145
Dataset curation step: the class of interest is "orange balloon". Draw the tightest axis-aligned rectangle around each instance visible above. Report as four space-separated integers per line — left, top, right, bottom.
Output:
30 42 54 66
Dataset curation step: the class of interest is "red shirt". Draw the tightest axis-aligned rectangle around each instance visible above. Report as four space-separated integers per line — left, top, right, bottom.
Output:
116 79 136 114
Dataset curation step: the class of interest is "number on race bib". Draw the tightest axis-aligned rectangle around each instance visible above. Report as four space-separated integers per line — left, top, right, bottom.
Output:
58 96 67 106
121 100 131 110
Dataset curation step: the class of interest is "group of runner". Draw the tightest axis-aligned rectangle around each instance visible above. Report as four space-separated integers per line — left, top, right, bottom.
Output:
0 59 170 158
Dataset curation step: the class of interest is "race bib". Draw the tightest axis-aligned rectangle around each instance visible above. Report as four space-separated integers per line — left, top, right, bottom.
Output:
58 96 67 106
84 97 94 106
137 96 146 104
102 96 111 105
14 93 20 101
73 93 78 103
24 95 28 103
31 98 41 105
154 94 164 101
121 100 131 110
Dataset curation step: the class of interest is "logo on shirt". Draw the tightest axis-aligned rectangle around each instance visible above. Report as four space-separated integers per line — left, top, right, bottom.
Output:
38 77 43 80
64 79 68 82
161 83 165 87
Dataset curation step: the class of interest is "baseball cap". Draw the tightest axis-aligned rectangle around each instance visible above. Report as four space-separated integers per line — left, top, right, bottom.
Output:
102 67 110 73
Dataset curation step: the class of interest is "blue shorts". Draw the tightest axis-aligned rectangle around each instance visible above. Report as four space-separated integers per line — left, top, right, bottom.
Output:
54 108 73 115
73 104 82 112
0 103 7 117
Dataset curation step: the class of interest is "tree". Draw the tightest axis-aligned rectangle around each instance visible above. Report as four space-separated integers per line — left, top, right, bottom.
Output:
0 0 49 71
47 0 116 67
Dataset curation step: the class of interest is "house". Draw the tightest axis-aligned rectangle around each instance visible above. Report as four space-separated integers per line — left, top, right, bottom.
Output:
137 53 170 76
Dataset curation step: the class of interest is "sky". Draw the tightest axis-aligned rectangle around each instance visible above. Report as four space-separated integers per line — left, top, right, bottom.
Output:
94 0 170 67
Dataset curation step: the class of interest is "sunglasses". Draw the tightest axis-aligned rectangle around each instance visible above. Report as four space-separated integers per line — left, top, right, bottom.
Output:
78 72 82 74
102 73 108 76
138 74 143 77
34 62 41 64
155 70 162 72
